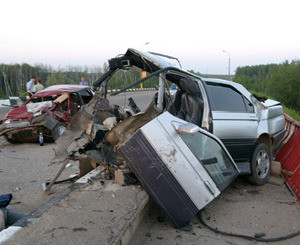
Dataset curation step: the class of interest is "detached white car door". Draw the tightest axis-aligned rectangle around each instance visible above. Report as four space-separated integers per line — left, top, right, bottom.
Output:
119 112 239 228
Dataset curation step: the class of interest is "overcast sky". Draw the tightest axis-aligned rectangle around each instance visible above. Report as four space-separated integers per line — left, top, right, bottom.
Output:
1 0 299 74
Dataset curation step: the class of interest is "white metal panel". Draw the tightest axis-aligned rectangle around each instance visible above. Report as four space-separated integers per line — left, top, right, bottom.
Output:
140 113 220 210
212 111 258 139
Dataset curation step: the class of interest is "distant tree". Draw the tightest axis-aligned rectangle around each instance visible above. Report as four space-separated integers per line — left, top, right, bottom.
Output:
234 60 300 113
46 72 75 86
187 70 202 76
266 61 300 111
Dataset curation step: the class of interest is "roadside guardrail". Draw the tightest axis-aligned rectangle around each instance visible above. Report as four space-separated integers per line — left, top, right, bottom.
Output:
276 113 300 199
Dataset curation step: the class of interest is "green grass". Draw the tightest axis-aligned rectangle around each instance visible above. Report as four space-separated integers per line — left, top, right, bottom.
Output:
282 106 300 121
249 90 300 122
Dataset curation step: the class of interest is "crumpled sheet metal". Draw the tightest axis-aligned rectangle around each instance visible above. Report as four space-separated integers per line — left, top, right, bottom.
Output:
52 93 101 163
105 101 161 147
26 101 53 113
52 92 161 168
0 114 58 136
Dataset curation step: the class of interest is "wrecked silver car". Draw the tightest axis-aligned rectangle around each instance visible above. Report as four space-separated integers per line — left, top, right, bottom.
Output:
51 48 285 227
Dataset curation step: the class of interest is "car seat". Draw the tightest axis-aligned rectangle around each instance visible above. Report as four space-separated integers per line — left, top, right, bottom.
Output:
177 77 203 126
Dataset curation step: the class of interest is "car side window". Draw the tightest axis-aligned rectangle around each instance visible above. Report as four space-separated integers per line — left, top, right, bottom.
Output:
179 131 238 191
78 89 94 104
207 83 247 112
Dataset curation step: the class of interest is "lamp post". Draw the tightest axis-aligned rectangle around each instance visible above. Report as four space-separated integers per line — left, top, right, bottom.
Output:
140 42 149 50
222 50 231 80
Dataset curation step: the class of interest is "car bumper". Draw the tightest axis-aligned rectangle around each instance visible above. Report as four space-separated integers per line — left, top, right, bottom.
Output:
0 115 62 143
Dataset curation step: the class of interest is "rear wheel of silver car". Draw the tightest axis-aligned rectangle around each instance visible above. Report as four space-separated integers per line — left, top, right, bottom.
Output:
248 143 271 185
52 124 67 141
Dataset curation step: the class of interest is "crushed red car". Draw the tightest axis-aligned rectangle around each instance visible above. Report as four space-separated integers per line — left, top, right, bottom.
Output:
0 85 94 143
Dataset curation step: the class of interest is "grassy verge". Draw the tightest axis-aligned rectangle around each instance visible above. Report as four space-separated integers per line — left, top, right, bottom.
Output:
249 90 300 121
282 107 300 121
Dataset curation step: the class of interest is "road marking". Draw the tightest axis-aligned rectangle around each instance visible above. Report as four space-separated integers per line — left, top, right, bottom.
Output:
0 226 22 244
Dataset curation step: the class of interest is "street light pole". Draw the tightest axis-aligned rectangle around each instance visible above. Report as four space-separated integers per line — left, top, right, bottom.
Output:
222 50 231 80
140 42 149 50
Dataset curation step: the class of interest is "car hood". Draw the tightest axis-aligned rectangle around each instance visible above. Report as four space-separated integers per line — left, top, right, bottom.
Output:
5 105 33 121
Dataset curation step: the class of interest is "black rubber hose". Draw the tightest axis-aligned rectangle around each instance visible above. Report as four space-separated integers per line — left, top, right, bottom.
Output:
197 210 300 242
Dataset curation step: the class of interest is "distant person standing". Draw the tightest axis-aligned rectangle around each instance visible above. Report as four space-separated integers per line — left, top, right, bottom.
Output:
32 79 44 93
26 76 36 97
79 77 88 86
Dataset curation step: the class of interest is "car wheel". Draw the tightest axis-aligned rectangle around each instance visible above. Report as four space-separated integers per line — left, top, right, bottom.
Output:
4 134 17 144
52 124 67 141
248 143 271 185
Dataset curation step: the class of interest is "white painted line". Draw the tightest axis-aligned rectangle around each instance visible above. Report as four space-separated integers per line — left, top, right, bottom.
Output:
0 226 22 244
76 166 104 184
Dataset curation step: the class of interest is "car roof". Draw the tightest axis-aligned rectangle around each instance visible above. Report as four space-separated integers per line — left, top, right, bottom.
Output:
122 49 251 99
33 84 90 97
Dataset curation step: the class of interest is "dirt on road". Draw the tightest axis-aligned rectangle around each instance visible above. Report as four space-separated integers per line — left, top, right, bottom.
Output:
0 137 79 213
131 177 300 245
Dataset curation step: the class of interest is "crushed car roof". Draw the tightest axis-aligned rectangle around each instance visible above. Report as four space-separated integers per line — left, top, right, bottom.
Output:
125 48 178 71
33 85 90 97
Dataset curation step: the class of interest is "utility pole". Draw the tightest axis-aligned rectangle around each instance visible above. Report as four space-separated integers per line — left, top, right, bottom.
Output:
222 50 231 80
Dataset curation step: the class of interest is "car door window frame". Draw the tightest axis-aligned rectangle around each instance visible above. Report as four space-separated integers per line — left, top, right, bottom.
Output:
172 121 239 191
242 96 255 113
165 70 211 130
206 83 252 113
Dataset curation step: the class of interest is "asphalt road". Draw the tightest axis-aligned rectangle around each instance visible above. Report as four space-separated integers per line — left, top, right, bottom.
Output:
108 90 156 111
0 107 11 120
0 91 156 213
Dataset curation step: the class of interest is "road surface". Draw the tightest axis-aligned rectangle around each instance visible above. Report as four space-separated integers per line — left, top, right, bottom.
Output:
0 91 156 213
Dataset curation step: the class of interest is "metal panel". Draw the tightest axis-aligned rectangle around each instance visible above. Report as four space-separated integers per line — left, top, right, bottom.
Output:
276 114 300 199
119 130 198 228
141 115 220 206
212 112 258 139
212 111 257 162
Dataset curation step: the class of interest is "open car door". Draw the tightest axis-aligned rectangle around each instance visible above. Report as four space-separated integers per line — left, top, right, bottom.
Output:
119 112 239 228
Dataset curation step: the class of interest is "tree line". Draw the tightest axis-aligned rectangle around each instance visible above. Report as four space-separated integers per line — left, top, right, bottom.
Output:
0 63 163 98
2 61 299 113
234 60 300 112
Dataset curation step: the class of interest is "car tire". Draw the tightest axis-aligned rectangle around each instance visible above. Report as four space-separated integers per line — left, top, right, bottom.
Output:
4 134 17 144
52 123 67 141
248 143 272 186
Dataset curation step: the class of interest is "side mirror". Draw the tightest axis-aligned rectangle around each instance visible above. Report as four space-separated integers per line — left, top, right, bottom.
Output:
175 123 199 135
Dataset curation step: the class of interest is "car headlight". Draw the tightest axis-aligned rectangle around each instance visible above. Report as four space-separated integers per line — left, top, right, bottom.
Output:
4 119 11 124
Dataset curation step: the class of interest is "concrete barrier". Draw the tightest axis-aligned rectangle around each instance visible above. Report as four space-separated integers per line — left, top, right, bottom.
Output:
0 166 150 245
